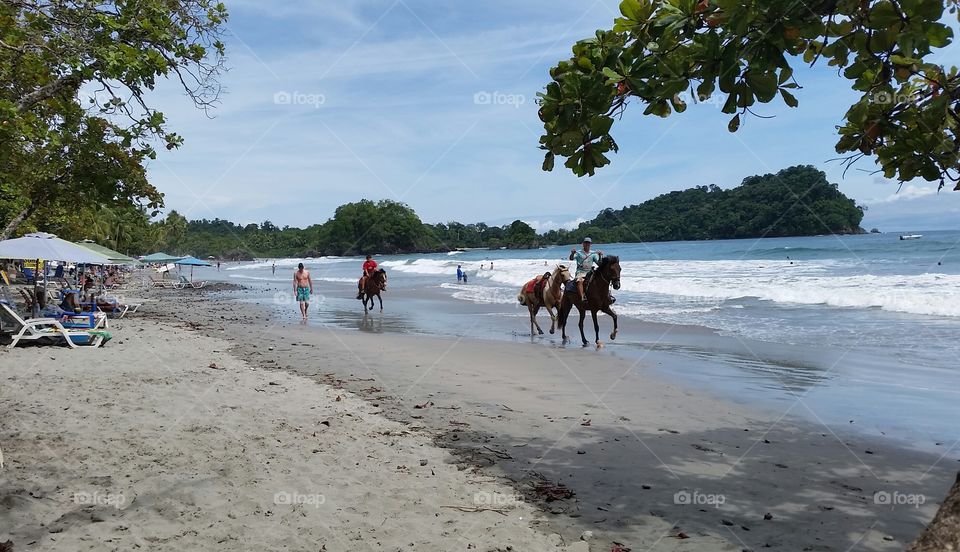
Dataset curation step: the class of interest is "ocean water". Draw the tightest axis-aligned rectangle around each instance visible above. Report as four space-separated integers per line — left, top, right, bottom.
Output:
202 231 960 449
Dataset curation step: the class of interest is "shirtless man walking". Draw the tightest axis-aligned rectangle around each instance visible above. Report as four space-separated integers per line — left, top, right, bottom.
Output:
293 262 313 320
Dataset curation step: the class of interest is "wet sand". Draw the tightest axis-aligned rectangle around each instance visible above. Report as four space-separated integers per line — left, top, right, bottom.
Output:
1 283 957 551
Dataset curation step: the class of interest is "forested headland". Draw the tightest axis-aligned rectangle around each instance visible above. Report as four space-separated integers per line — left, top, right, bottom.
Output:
3 166 864 259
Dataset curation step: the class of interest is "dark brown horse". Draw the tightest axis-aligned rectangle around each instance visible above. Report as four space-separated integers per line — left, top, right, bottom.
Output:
361 269 387 312
557 255 620 348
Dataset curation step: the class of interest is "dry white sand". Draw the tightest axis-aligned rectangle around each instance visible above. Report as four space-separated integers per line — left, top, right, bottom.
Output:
0 317 589 551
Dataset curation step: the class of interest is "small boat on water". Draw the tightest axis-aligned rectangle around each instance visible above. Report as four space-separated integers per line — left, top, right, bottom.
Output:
899 234 923 240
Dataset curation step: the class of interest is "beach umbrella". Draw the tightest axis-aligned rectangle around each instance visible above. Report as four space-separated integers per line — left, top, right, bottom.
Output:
0 232 111 264
139 252 184 264
76 240 141 265
0 232 110 317
174 255 211 283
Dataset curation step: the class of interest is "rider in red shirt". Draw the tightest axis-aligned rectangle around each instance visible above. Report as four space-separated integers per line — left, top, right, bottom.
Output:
357 254 378 299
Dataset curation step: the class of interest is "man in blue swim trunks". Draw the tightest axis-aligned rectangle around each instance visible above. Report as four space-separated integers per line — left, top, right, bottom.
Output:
293 262 313 320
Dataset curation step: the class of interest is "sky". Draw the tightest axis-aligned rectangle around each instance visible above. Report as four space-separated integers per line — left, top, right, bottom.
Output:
146 0 960 232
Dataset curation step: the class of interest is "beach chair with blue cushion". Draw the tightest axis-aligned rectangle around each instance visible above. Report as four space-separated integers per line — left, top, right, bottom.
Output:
0 302 109 349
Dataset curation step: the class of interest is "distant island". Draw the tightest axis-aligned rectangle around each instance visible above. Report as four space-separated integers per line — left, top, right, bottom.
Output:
56 165 865 258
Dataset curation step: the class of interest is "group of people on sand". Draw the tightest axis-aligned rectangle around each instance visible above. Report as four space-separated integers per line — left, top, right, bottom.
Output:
292 254 382 320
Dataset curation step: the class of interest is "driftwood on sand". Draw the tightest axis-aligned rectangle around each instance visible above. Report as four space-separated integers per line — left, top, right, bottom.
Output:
909 471 960 551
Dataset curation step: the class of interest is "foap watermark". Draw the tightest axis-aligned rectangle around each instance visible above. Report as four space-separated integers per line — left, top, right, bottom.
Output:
273 91 326 108
273 291 325 306
874 490 926 508
474 490 524 508
474 91 525 108
274 491 326 508
74 490 126 509
674 489 726 508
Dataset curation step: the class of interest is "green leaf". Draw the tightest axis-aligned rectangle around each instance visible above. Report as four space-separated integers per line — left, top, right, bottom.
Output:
727 114 741 132
780 89 799 108
542 152 556 172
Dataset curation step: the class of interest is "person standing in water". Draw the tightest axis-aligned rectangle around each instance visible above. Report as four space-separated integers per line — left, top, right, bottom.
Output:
456 265 463 283
272 262 276 275
293 262 313 320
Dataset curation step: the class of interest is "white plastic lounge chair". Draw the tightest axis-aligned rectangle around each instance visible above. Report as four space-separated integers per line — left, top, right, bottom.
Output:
0 303 106 349
149 274 178 288
178 275 206 289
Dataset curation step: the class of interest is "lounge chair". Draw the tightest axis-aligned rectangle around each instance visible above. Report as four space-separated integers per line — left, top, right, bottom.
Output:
149 274 178 288
0 302 108 349
178 275 206 289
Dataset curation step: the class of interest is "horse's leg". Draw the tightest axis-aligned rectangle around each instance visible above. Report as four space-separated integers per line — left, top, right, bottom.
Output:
601 305 618 340
578 305 588 347
532 305 543 335
377 292 383 312
592 309 602 349
558 298 569 343
546 299 557 334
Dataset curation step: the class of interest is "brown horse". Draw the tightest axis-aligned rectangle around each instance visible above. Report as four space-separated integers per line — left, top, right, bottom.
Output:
517 264 572 336
361 269 387 312
558 255 620 348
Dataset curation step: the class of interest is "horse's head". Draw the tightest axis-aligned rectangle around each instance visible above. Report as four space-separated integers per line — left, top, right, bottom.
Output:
600 255 621 290
555 264 573 283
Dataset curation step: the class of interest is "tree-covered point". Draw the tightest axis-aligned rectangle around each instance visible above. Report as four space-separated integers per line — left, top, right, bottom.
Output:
549 165 865 244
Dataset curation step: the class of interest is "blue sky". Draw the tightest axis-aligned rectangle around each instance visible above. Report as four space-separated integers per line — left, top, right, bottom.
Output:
147 0 960 232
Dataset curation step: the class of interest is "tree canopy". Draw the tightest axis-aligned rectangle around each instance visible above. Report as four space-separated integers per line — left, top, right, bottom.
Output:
0 0 229 239
538 0 960 189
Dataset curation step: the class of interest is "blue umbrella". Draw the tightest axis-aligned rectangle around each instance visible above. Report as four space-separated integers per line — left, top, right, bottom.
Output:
175 256 211 284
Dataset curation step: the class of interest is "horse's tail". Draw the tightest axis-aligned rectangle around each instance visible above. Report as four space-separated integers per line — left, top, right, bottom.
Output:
517 291 526 306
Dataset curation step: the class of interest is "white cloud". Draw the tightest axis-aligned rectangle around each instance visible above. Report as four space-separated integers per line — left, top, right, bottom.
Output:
867 184 939 204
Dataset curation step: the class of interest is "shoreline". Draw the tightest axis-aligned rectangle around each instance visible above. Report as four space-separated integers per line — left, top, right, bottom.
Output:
214 276 960 454
155 286 957 549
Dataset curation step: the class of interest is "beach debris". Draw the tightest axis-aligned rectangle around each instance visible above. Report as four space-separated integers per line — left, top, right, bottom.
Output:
335 395 342 402
611 544 632 551
482 446 512 460
580 530 593 541
498 404 515 411
320 420 331 427
449 421 470 426
440 505 508 515
207 362 223 370
0 540 13 552
763 513 773 520
674 532 690 539
580 419 591 426
774 463 788 469
419 459 428 466
641 484 651 490
721 519 734 526
692 443 724 455
577 450 586 455
414 401 434 409
532 477 575 502
658 428 679 434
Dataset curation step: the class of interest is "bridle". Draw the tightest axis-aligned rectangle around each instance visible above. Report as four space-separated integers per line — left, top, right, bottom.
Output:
594 257 621 290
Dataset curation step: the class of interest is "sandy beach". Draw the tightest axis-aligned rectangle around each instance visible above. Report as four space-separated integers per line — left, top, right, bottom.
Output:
1 284 957 551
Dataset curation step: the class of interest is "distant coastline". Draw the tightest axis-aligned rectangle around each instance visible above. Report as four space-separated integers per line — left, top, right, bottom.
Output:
160 166 865 259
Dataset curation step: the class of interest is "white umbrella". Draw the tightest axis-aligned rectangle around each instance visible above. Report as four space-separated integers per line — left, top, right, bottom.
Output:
0 232 110 264
0 232 110 317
